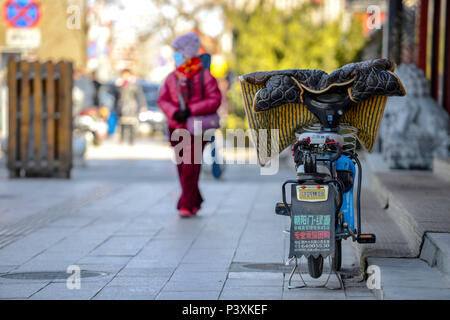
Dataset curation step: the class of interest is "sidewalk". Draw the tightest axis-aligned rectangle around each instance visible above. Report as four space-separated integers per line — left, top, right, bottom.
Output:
0 139 373 300
361 153 450 299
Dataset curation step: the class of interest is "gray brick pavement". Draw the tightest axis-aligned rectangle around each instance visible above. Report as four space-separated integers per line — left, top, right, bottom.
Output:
0 152 376 300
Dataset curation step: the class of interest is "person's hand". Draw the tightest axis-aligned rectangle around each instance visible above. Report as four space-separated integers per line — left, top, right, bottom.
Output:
173 109 191 123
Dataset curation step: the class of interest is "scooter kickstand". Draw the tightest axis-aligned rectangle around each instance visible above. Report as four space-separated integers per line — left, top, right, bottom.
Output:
323 257 344 290
287 256 306 289
287 256 344 290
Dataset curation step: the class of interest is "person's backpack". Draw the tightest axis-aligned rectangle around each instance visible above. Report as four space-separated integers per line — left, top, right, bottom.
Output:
199 53 211 70
199 53 211 99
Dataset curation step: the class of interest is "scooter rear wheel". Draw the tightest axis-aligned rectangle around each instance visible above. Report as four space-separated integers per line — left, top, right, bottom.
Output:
307 256 324 278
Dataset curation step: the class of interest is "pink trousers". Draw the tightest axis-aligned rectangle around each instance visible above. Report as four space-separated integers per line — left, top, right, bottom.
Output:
169 128 206 211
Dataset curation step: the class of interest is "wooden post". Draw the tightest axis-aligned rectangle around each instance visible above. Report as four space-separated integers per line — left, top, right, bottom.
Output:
416 0 429 71
33 61 43 170
7 59 73 178
7 58 18 178
45 61 55 171
56 61 73 178
20 61 30 172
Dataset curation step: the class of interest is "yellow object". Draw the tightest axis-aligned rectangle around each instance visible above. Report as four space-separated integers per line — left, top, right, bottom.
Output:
296 185 329 202
99 106 110 119
240 78 389 166
210 55 229 79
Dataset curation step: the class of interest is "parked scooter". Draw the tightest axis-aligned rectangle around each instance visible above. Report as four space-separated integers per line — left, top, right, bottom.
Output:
73 107 108 146
239 59 405 288
275 89 376 283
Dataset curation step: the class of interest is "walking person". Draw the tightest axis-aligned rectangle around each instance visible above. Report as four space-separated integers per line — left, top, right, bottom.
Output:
116 69 146 145
157 32 222 218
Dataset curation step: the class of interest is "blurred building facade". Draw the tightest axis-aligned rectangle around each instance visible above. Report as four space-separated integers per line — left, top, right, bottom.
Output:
382 0 449 114
0 0 88 69
0 0 89 141
86 0 113 81
378 0 450 169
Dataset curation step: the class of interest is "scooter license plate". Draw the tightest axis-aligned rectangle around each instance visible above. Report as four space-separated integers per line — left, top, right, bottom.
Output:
296 185 329 202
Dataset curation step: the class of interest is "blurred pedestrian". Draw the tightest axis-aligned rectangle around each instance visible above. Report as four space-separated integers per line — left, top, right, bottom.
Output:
117 69 146 145
157 32 222 218
73 69 95 117
89 71 102 108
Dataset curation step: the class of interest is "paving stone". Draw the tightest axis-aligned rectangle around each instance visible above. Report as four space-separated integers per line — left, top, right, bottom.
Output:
0 229 73 265
347 296 377 300
137 247 188 261
369 258 450 289
46 234 111 255
283 275 343 291
0 265 20 273
0 283 49 299
89 236 150 256
142 238 193 250
30 281 108 300
380 287 450 300
114 222 161 236
0 271 51 287
157 290 221 300
228 272 283 280
116 267 175 278
368 257 450 300
220 286 283 300
126 258 180 269
182 248 235 264
47 216 98 228
77 255 131 266
344 286 374 297
93 285 157 300
233 246 284 263
106 276 168 289
175 263 231 272
282 287 346 300
169 271 227 284
164 277 226 292
191 237 241 249
12 259 79 273
75 263 125 274
224 278 282 288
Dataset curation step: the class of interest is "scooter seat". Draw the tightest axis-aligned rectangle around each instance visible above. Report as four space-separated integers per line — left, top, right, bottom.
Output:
302 88 355 130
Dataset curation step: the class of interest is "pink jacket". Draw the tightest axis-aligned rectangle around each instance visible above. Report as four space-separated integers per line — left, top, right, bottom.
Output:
157 69 222 129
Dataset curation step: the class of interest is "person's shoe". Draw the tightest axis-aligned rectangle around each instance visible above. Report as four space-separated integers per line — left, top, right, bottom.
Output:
191 207 200 215
178 208 192 218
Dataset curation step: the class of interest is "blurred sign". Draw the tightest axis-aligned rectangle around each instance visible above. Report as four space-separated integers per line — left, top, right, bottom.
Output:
3 0 41 28
288 185 335 259
6 28 41 48
290 214 334 254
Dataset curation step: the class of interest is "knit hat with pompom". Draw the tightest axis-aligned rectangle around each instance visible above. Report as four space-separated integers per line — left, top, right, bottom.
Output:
171 32 201 60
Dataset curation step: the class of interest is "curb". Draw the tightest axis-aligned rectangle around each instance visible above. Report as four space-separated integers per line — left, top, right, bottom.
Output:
363 154 450 299
433 158 450 182
365 155 422 257
420 233 450 280
366 257 450 300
